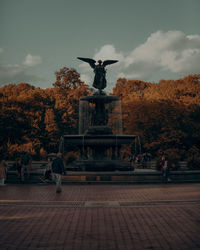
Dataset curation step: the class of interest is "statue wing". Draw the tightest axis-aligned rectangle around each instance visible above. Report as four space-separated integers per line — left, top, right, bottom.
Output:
77 57 96 69
103 60 118 67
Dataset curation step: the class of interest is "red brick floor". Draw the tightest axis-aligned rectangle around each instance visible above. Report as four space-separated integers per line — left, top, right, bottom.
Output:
0 183 200 250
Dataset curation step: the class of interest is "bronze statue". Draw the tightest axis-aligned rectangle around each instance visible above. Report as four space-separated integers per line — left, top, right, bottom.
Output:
77 57 118 91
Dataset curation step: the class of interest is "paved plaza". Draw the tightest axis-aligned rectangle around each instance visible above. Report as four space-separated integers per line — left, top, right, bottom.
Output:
0 183 200 250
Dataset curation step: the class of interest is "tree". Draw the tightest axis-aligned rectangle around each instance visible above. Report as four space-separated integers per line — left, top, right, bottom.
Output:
52 67 90 135
0 72 199 164
44 108 59 152
112 74 200 165
53 67 83 90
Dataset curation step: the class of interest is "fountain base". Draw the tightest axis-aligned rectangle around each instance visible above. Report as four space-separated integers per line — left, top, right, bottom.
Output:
59 134 136 171
74 160 133 171
59 88 137 171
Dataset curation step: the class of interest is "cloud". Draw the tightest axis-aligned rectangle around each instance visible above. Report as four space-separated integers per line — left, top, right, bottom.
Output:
0 48 4 53
93 44 124 62
0 53 44 87
22 54 42 67
0 64 44 87
79 73 92 85
78 30 200 89
121 30 200 80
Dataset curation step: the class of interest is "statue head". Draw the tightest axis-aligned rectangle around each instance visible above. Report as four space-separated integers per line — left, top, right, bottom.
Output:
98 60 102 65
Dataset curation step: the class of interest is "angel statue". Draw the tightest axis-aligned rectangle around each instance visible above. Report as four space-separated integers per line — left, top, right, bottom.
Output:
77 57 118 91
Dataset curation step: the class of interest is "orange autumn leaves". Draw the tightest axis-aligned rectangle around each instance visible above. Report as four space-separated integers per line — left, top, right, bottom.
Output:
0 68 199 163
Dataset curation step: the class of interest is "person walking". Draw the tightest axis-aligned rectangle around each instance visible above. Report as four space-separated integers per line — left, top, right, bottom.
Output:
0 157 8 186
52 153 66 193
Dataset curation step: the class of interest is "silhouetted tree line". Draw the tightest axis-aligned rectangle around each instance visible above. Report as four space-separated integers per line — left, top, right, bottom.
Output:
0 68 199 168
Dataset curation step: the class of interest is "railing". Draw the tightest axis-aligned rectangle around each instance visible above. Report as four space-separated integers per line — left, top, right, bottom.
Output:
7 160 188 171
7 161 47 171
136 161 188 170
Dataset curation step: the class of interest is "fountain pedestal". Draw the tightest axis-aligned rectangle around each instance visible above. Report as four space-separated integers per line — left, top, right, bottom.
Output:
59 134 136 171
59 92 136 171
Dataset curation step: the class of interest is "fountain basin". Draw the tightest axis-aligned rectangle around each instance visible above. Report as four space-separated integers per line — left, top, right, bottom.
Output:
59 134 136 171
60 134 136 146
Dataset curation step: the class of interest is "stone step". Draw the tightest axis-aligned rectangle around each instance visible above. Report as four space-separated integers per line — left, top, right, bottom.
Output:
6 170 200 184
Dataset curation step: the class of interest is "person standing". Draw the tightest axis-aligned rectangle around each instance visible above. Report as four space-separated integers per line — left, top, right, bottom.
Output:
0 158 8 186
161 156 170 183
129 154 135 171
52 153 66 193
13 158 22 180
21 149 32 181
44 157 53 182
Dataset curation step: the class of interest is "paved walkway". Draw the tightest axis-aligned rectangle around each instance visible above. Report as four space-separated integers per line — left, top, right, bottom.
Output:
0 183 200 250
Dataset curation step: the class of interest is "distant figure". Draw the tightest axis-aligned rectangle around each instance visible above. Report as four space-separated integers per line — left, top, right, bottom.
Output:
0 158 8 186
77 57 118 91
129 154 135 171
13 158 22 180
52 153 66 193
44 157 53 181
21 149 32 181
161 156 170 183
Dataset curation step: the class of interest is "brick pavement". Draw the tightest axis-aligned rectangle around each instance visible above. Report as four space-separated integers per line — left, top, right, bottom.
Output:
0 183 200 250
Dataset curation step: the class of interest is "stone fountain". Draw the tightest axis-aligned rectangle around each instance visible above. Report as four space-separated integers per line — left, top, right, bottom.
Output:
59 58 136 171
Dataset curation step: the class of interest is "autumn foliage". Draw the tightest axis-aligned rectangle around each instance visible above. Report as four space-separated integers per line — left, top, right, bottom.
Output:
0 68 199 168
0 68 90 158
112 75 200 168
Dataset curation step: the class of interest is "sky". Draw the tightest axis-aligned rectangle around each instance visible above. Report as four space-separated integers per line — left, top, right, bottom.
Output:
0 0 200 92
